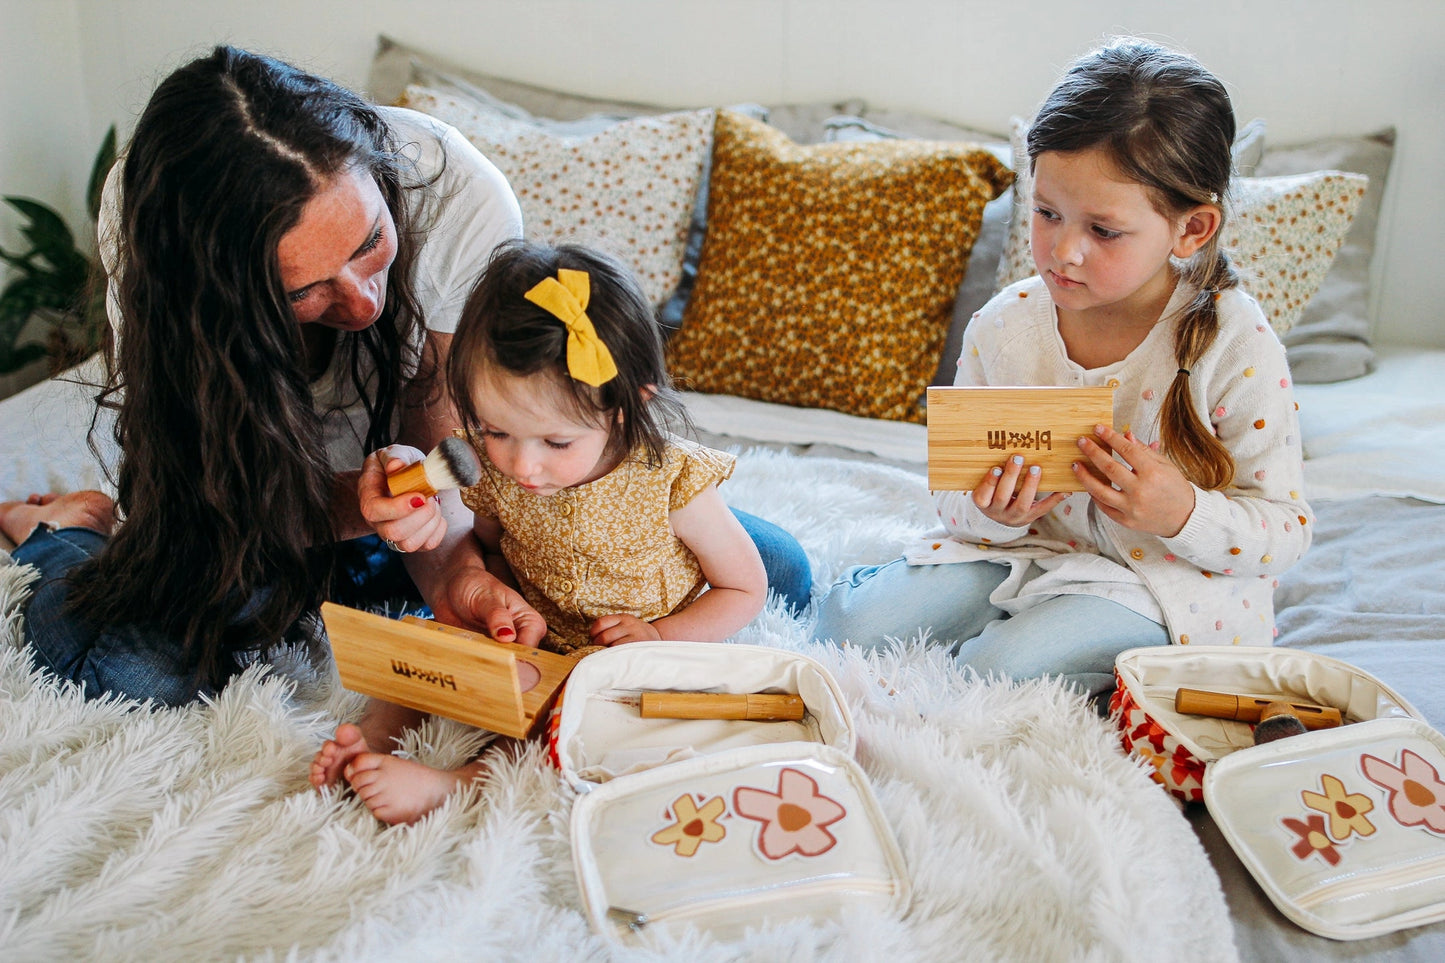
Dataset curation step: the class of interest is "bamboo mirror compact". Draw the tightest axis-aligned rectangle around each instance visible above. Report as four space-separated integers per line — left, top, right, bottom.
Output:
321 602 578 739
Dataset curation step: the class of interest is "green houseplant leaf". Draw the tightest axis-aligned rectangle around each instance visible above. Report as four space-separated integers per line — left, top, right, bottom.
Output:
0 125 117 376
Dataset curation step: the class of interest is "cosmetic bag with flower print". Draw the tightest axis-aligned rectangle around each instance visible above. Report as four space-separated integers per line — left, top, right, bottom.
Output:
1206 716 1445 939
1112 645 1423 804
550 641 910 947
1112 644 1445 939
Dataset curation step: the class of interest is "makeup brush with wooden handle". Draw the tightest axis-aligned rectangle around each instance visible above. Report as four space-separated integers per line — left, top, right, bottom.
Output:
1174 687 1343 730
386 437 482 498
1252 701 1311 745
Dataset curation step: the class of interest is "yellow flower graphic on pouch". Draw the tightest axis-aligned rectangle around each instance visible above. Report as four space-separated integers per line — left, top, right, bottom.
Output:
1301 773 1376 841
651 793 727 857
1360 749 1445 834
733 767 846 860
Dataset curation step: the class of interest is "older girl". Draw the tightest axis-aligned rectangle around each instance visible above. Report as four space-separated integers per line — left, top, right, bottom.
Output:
813 39 1311 700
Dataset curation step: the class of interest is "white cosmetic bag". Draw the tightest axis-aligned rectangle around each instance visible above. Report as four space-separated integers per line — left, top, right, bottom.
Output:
1114 645 1445 939
549 641 911 946
1207 717 1445 939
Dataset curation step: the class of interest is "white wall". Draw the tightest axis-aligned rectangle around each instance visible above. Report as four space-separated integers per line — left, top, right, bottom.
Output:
5 0 1440 347
0 0 92 253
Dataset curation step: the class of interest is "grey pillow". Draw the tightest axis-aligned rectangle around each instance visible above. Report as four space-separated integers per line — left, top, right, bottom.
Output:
369 35 660 124
1256 128 1395 382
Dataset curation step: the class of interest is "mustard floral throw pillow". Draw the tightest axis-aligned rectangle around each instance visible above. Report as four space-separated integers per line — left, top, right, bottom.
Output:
668 109 1012 423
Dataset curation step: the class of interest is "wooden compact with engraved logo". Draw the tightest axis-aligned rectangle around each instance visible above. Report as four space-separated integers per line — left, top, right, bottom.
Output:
925 385 1116 493
321 602 578 739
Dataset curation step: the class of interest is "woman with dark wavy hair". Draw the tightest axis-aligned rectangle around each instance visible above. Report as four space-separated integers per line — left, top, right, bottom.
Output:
0 46 525 704
0 46 812 711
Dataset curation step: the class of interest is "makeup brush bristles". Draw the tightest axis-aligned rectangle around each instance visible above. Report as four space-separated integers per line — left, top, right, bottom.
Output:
427 437 483 489
386 437 482 497
1253 701 1309 745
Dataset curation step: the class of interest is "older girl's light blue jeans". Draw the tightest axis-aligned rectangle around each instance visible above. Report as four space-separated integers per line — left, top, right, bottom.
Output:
811 555 1169 700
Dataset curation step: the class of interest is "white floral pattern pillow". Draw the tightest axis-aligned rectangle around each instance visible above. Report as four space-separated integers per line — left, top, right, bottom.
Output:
992 120 1037 300
400 84 711 307
1222 172 1368 334
995 119 1368 336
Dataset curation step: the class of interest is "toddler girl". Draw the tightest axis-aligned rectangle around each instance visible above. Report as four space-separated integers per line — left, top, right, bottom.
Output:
312 240 767 823
813 39 1312 700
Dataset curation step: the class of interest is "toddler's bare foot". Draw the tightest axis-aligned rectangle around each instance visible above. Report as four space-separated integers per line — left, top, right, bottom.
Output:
310 722 372 790
343 754 489 826
0 490 116 544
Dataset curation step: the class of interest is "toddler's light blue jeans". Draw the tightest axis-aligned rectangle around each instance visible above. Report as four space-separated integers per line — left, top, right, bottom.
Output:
812 555 1169 701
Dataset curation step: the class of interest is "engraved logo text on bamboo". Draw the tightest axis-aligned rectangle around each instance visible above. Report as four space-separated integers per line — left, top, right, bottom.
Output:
391 659 458 691
987 429 1052 451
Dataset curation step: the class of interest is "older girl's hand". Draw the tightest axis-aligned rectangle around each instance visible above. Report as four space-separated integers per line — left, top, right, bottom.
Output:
357 447 448 552
1072 425 1196 537
972 454 1070 527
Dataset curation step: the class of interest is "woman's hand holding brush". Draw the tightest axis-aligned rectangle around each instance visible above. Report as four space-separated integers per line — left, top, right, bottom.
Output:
359 439 481 554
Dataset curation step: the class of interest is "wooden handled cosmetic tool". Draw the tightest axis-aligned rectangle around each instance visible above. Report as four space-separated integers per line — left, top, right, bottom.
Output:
1252 701 1311 744
638 692 806 721
1174 687 1343 730
386 437 482 498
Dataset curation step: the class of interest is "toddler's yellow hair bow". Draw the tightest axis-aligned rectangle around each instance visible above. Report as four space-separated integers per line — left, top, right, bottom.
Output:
523 269 618 387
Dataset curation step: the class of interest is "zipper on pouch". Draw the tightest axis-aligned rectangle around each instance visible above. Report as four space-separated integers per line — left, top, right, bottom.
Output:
1293 851 1445 912
604 875 898 934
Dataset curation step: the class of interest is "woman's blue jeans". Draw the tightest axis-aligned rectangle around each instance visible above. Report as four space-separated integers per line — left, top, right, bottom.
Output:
10 509 813 705
12 526 209 706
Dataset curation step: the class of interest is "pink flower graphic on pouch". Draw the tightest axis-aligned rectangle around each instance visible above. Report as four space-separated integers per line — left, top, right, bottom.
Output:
1360 749 1445 834
733 767 846 859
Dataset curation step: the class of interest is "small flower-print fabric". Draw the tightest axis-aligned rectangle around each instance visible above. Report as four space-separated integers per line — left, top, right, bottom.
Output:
400 84 711 307
668 109 1012 423
458 433 733 653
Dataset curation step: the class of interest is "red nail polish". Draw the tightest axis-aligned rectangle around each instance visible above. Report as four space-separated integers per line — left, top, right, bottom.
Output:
410 496 425 508
495 626 515 639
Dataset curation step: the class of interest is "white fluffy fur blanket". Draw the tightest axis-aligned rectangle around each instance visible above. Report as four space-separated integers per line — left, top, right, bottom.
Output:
0 450 1236 961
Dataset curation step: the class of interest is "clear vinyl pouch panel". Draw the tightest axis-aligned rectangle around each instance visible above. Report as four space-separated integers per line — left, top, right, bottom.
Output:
1205 717 1445 940
571 743 910 946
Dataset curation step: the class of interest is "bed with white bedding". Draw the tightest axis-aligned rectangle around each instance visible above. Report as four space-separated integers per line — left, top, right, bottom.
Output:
2 33 1440 957
3 346 1443 959
0 366 1246 961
